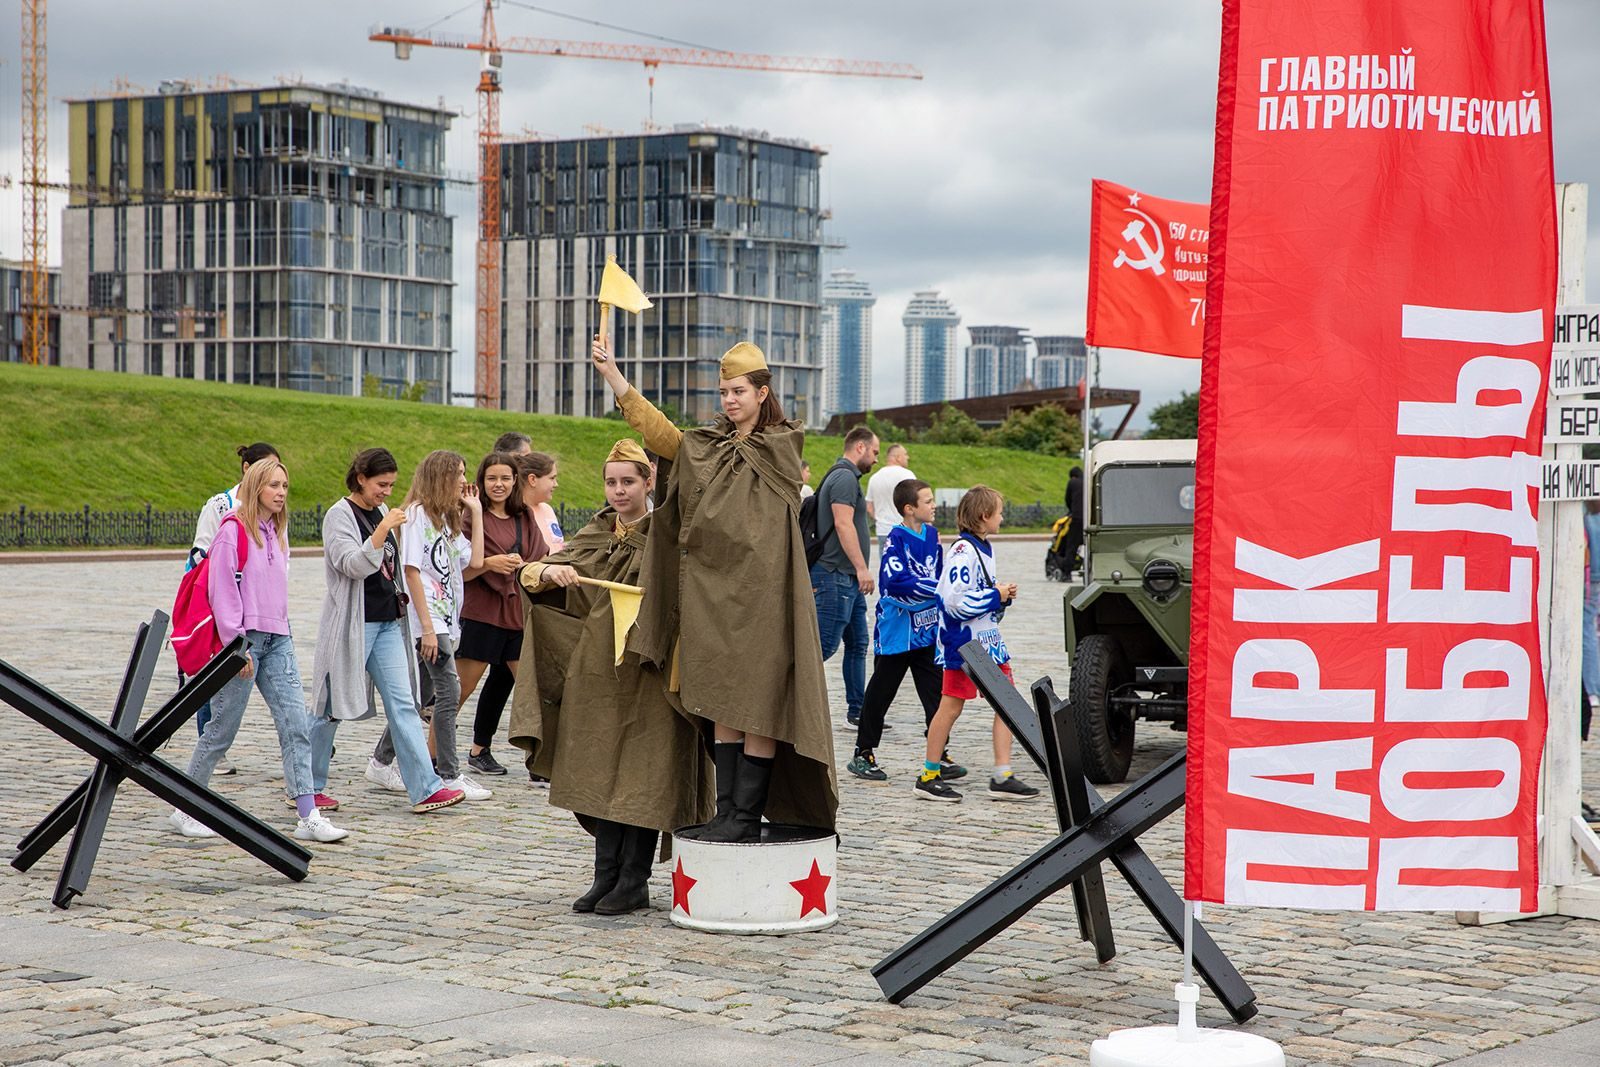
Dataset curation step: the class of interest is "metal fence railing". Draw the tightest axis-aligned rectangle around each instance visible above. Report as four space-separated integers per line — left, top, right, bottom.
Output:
0 500 1063 550
0 503 605 550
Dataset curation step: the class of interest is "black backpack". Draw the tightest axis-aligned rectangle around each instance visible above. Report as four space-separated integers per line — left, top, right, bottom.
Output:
799 492 826 567
799 461 856 567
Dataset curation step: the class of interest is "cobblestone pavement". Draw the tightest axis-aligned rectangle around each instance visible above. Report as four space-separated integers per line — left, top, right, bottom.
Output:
2 542 1600 1066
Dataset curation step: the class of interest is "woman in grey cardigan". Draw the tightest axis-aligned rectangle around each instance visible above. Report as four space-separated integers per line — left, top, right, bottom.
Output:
309 447 464 814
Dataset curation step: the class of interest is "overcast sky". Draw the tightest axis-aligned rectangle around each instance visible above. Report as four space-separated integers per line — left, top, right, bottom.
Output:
3 1 1597 425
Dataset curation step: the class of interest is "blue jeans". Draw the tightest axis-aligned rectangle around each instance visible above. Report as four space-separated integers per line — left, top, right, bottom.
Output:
312 620 443 805
812 564 868 716
375 634 461 780
186 631 315 798
1584 575 1600 700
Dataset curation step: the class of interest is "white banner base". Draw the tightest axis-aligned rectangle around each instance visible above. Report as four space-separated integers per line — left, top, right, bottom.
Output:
1090 1028 1284 1067
1089 983 1284 1067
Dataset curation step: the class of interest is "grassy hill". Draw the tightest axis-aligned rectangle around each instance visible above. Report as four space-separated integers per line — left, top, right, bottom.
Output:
0 363 1072 516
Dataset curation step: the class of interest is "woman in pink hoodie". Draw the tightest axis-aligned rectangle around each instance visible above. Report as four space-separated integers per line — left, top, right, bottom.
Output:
169 457 350 844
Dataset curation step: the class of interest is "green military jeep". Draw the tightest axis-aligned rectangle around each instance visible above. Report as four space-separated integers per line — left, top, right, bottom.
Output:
1063 439 1197 783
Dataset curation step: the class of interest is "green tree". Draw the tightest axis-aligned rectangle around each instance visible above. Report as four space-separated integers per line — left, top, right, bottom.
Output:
360 373 393 401
920 404 987 446
843 410 906 445
1145 391 1200 439
602 396 696 427
398 380 430 403
987 403 1083 456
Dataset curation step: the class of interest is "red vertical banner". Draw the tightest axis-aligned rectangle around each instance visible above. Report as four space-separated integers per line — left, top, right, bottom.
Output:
1186 2 1557 911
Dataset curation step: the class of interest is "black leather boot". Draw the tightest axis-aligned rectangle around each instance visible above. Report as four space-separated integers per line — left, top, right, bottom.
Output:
572 818 624 913
690 742 741 840
697 754 772 843
594 825 658 915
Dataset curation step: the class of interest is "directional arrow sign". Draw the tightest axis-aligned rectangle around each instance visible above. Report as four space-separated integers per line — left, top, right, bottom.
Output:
1545 401 1600 443
1541 460 1600 502
1556 305 1600 347
1551 305 1600 397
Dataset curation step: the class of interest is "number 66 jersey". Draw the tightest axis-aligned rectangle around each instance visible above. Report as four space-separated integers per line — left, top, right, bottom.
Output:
937 532 1009 669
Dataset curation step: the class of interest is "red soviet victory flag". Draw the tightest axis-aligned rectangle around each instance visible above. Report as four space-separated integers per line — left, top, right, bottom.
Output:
1185 1 1556 913
1084 179 1211 359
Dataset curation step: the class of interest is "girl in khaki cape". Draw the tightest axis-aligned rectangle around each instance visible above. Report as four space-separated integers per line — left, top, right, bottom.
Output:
591 336 838 843
510 440 712 914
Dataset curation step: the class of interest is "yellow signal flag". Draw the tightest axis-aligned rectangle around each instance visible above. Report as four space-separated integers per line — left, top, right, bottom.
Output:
598 255 653 314
576 576 645 665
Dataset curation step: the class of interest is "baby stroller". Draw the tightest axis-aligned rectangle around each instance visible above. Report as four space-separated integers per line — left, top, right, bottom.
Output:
1045 515 1079 581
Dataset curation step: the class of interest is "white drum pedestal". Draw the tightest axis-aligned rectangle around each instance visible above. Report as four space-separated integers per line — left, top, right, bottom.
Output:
669 824 838 935
1090 984 1284 1067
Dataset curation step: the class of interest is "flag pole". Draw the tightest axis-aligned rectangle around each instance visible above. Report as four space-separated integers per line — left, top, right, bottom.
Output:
1082 346 1097 537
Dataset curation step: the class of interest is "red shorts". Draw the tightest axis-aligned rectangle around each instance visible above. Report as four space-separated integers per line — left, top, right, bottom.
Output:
942 663 1012 701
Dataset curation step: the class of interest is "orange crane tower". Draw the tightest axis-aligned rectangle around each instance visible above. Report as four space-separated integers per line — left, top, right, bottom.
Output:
371 2 921 410
20 0 47 365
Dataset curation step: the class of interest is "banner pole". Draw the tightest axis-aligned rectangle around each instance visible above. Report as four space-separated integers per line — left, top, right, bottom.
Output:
1182 899 1194 986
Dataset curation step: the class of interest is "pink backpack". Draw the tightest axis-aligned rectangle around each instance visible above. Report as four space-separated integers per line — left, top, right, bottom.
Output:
171 515 248 675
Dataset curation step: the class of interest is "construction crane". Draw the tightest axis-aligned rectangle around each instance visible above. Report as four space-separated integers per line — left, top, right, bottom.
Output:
370 2 921 410
20 0 47 365
1 174 225 203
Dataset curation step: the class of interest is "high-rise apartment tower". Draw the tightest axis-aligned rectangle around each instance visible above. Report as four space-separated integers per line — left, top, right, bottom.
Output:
821 268 874 420
902 289 961 405
966 324 1029 398
1033 334 1087 389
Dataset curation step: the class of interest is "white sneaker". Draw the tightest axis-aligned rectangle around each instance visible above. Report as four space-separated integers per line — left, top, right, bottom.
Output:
167 810 216 838
293 812 350 843
216 758 236 776
443 774 492 801
364 757 407 793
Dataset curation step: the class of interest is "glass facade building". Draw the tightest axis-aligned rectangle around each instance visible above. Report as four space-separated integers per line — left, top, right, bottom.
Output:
902 289 961 405
1 259 61 365
60 82 453 400
965 324 1029 398
1034 334 1087 390
499 126 825 424
820 269 874 421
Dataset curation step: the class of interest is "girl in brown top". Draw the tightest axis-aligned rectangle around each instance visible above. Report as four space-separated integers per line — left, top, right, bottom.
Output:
458 451 546 776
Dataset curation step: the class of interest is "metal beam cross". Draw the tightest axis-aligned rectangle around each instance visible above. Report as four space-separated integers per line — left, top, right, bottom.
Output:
872 640 1256 1023
3 611 311 908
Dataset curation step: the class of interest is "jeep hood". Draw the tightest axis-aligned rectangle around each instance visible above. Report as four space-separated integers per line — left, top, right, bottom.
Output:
1124 534 1193 578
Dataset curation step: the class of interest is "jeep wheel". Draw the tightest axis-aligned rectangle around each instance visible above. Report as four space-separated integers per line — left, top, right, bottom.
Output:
1068 633 1135 784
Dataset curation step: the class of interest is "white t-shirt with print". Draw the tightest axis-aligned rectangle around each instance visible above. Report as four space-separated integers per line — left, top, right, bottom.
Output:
402 503 471 642
866 465 917 537
193 483 241 554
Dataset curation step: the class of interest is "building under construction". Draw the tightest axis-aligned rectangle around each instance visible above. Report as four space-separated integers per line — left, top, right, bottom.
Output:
499 126 826 424
58 81 454 400
2 258 60 365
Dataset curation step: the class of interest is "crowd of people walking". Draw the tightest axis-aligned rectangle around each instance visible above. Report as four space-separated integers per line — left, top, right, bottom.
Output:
169 335 1039 916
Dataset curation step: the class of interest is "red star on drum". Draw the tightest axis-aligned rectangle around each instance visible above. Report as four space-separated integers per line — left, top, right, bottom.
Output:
789 859 831 918
672 857 698 915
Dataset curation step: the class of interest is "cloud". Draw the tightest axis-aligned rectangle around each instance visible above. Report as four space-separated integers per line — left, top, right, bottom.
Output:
3 0 1596 430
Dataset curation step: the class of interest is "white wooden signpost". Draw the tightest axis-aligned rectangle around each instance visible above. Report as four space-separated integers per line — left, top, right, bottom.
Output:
1464 183 1600 924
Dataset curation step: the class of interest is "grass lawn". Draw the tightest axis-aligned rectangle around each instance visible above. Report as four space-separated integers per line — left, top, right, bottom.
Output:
0 363 1072 518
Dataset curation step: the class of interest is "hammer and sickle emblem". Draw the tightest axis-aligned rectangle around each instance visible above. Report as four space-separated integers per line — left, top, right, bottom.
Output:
1112 208 1166 276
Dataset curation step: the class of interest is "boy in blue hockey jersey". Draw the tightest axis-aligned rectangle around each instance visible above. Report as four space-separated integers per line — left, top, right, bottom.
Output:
917 485 1041 803
846 479 966 782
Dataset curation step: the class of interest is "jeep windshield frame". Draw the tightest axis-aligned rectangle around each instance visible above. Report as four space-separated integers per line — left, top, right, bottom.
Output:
1095 463 1197 527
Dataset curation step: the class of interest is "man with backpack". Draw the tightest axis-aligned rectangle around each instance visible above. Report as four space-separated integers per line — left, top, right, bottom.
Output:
810 426 880 726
